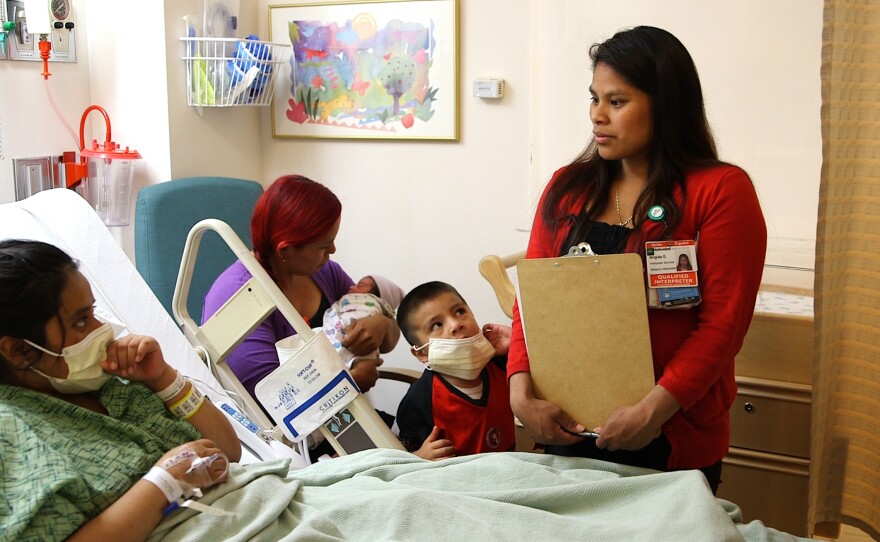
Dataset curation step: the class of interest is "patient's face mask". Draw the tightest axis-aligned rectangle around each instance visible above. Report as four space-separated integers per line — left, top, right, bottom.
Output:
413 332 495 380
25 322 115 394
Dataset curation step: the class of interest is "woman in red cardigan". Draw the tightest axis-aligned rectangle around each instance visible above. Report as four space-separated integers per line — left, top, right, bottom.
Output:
508 26 766 494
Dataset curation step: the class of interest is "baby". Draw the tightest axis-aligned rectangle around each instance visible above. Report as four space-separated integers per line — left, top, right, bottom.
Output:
323 275 406 369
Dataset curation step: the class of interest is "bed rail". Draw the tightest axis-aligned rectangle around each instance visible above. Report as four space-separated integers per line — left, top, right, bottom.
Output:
172 219 404 457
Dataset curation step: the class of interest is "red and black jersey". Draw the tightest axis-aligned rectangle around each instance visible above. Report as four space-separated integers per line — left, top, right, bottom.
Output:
396 357 516 455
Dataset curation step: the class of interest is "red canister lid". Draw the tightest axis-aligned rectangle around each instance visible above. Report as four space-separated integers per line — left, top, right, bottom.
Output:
80 139 142 160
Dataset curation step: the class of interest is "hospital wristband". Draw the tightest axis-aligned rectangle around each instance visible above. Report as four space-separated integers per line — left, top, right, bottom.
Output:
168 384 205 420
142 467 185 508
155 370 188 402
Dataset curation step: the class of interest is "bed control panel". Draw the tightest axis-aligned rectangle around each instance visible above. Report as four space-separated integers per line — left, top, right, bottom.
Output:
323 408 375 454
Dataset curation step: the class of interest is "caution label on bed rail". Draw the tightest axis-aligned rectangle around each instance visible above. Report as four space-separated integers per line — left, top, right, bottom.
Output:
254 331 358 442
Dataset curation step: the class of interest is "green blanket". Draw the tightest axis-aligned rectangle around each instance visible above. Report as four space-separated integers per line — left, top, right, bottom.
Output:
149 449 812 542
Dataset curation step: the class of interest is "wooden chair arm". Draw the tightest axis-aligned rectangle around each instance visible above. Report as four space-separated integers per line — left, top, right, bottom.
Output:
378 367 422 384
478 251 526 319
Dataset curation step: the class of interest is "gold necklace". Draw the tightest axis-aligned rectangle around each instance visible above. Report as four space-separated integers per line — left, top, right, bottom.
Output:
615 188 633 227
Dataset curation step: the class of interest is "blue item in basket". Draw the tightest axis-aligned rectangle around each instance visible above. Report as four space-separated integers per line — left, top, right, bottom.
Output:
228 35 272 101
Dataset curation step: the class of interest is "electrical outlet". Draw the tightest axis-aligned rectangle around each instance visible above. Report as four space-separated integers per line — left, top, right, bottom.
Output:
13 155 61 201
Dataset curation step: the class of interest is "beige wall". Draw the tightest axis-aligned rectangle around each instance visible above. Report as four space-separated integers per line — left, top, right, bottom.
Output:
529 1 822 287
163 0 264 182
256 0 822 373
0 0 822 373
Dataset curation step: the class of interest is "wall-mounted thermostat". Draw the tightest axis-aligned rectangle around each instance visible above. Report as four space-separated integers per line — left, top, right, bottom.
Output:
473 78 504 99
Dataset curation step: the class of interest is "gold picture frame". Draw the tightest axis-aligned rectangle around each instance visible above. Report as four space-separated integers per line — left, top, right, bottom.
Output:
269 0 459 140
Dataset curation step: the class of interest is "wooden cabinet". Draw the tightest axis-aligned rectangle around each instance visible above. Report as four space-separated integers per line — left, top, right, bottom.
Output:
717 310 813 537
730 377 812 458
720 448 810 536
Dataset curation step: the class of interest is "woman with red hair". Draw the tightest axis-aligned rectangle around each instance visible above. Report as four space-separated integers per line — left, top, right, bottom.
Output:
202 175 400 401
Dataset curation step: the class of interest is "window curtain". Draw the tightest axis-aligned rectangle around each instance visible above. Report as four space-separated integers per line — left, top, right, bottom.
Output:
809 0 880 539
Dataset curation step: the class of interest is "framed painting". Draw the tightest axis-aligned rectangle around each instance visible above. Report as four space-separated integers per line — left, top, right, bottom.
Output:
269 0 459 140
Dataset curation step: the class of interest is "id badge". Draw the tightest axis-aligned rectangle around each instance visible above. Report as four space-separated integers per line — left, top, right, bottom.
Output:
645 240 702 309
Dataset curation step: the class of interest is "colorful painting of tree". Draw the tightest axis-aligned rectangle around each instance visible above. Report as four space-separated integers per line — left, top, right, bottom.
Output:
284 12 442 132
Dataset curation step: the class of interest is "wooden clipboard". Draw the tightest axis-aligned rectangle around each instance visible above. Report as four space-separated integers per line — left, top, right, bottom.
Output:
516 252 655 429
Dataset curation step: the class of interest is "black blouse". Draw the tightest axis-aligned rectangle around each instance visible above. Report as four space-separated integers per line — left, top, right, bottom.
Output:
560 213 633 256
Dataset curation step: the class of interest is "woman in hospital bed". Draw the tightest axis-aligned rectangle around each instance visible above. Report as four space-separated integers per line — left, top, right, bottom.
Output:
0 239 812 541
0 239 239 541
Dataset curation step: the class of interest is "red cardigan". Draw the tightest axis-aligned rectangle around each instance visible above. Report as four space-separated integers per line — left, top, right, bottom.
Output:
508 164 767 469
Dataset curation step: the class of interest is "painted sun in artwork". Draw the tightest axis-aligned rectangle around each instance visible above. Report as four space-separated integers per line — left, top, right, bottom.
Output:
352 13 377 39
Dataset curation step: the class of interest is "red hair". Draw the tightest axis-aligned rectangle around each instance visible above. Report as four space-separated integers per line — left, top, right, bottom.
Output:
251 175 342 269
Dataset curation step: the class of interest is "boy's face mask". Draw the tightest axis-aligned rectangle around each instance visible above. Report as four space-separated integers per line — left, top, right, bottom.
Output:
24 322 116 394
413 332 495 380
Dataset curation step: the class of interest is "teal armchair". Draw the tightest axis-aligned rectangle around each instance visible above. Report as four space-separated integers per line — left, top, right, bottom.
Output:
134 176 263 320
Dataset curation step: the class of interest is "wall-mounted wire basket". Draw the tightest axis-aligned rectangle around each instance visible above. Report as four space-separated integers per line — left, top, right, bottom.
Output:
181 37 289 108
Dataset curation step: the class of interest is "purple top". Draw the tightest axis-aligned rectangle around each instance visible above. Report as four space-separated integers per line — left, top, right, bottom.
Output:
202 259 353 398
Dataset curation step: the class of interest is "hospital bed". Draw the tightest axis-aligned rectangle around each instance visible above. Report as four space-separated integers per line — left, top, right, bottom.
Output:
1 188 402 465
0 189 813 541
0 188 296 465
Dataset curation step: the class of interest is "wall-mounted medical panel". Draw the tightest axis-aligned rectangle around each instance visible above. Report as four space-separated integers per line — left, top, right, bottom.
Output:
4 0 76 62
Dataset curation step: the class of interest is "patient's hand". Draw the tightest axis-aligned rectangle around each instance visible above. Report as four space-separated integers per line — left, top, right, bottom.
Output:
482 324 512 355
414 426 455 460
156 439 229 488
103 334 168 383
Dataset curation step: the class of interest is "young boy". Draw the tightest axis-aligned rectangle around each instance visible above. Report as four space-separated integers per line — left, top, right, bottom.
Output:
395 281 515 460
